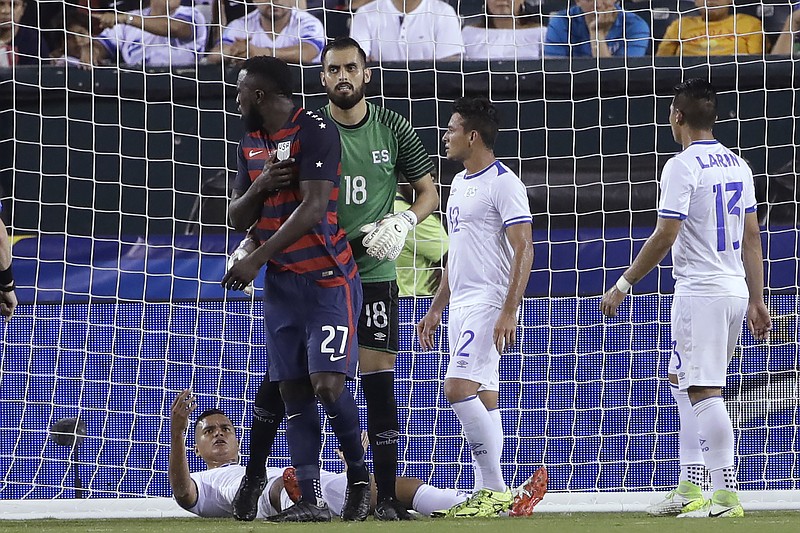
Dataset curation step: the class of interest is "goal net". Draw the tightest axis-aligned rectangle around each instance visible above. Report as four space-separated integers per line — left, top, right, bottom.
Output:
1 0 798 518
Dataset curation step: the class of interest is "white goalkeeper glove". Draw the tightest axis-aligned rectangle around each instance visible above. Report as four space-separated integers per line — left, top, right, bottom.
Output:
360 210 417 261
226 238 256 296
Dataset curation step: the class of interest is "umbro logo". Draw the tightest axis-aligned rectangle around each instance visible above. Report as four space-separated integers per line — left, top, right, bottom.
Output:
374 332 387 341
248 149 264 157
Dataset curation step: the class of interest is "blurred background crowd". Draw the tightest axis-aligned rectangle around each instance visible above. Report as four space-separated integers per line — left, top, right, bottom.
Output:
1 0 799 69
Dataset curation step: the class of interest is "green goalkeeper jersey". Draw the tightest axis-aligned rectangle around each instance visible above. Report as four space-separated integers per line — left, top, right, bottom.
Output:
320 102 434 283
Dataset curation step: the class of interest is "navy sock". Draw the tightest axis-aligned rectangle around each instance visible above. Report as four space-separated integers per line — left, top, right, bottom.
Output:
361 371 398 500
246 376 285 478
320 386 368 484
284 395 322 502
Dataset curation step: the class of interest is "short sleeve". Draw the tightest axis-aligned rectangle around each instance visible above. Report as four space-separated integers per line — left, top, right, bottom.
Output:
656 20 679 56
658 158 695 220
743 165 757 213
298 14 326 55
494 172 532 227
387 111 434 182
98 26 120 55
222 18 246 45
233 141 251 193
295 119 341 184
349 11 372 58
543 14 569 57
623 13 650 57
434 6 465 58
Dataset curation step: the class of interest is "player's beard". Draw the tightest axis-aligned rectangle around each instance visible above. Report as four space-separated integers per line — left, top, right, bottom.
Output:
242 107 266 133
327 81 365 111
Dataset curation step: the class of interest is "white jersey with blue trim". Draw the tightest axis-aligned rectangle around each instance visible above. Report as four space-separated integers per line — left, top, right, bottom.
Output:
446 160 532 309
187 464 346 518
658 140 757 297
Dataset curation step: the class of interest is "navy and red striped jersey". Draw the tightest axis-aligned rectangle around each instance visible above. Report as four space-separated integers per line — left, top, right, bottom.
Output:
233 107 357 287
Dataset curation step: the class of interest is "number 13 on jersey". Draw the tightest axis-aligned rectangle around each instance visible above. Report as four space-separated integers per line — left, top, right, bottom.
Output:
713 181 743 252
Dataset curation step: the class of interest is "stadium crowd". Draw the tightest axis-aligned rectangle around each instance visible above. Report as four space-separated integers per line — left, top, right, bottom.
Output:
1 0 800 68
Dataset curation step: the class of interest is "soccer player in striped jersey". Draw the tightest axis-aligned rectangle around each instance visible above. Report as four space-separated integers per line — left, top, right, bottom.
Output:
222 56 369 523
601 79 772 518
418 97 534 518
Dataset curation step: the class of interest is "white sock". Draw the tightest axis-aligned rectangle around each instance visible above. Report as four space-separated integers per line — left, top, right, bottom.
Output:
692 396 736 492
670 384 704 483
411 483 470 516
488 408 504 457
451 396 505 492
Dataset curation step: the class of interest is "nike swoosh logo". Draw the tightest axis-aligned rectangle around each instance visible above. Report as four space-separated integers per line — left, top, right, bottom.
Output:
709 509 731 517
287 413 301 420
248 149 264 157
329 354 347 362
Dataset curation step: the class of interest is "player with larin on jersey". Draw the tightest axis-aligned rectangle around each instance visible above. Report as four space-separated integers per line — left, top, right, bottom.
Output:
601 78 771 519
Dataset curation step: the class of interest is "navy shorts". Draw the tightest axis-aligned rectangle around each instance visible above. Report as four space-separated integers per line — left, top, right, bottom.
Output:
264 269 363 382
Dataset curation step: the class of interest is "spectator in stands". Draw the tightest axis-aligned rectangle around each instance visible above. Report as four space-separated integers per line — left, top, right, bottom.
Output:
771 5 800 55
350 0 463 62
86 0 206 67
394 184 449 297
207 0 325 64
656 0 764 56
49 9 92 67
462 0 546 60
0 0 51 66
544 0 650 58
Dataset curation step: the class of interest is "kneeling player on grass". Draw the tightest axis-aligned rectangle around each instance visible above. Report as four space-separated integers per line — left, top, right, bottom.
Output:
168 390 546 518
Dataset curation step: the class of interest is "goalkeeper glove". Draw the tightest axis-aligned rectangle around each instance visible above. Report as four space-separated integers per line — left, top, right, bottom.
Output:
226 237 256 296
360 210 417 261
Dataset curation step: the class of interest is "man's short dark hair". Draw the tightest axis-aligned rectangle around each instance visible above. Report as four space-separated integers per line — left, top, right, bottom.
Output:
321 37 367 67
453 97 500 150
240 56 294 99
194 408 227 432
673 78 717 130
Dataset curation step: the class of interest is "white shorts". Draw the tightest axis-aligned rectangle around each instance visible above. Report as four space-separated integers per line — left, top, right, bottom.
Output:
668 295 747 390
445 305 501 391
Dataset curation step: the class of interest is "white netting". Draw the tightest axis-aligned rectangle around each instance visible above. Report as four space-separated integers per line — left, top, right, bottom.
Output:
0 0 798 516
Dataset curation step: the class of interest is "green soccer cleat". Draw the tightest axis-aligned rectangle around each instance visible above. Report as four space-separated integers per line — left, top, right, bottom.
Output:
450 488 513 518
646 480 705 516
678 489 744 519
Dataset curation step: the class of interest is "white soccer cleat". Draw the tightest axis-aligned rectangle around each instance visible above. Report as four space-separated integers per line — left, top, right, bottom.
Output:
646 480 705 516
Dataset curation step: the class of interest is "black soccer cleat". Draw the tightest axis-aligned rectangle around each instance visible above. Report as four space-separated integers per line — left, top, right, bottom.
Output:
341 480 371 521
232 474 267 521
374 497 416 521
267 500 333 522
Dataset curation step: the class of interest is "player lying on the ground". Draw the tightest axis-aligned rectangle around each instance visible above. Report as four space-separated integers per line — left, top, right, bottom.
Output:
168 389 546 518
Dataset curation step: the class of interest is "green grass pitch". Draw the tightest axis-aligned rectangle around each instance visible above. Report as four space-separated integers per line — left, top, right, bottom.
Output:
2 513 800 533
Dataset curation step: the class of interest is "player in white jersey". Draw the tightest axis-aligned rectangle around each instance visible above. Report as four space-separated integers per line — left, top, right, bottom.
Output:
600 79 771 518
169 389 545 519
418 97 534 518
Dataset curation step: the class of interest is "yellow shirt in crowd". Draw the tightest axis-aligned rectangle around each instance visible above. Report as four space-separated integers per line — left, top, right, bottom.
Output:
656 13 764 56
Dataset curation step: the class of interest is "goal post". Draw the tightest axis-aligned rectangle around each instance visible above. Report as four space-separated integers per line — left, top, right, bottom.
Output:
2 2 799 518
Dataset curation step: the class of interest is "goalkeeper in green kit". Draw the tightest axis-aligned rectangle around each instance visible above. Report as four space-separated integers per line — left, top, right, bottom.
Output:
228 37 439 521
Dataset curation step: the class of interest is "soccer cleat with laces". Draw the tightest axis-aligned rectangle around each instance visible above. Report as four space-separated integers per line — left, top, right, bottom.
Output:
374 497 416 520
232 473 267 521
646 480 705 516
281 467 301 504
509 466 548 517
267 500 333 522
450 488 513 518
678 489 744 519
341 480 371 521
